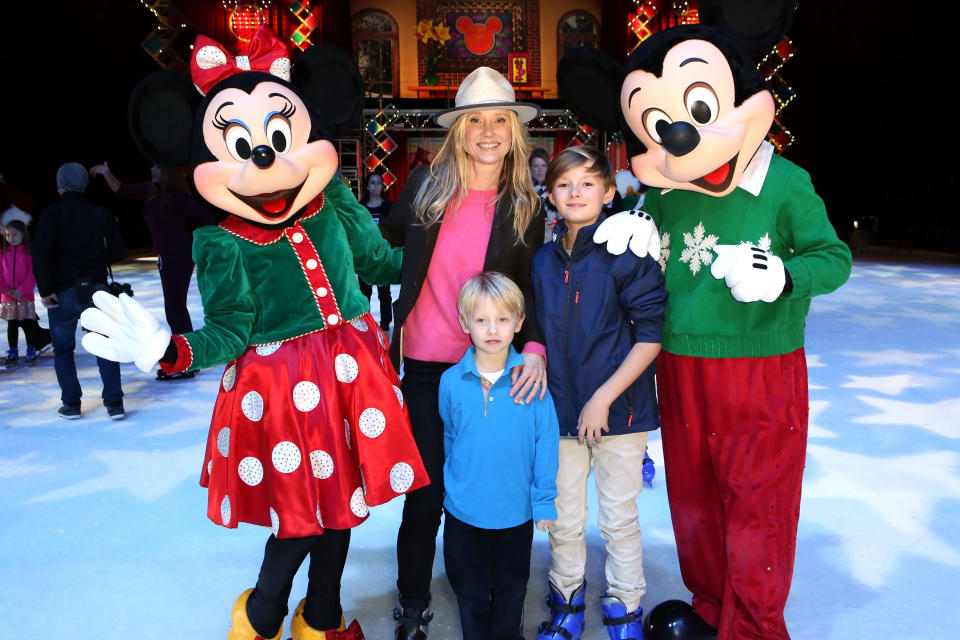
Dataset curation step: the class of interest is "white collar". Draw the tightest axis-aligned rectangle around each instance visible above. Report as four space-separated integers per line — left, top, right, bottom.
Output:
660 140 774 197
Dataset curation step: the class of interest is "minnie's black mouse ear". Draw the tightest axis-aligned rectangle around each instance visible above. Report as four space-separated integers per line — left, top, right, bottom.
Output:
291 44 364 138
699 0 796 57
128 70 199 168
557 46 623 132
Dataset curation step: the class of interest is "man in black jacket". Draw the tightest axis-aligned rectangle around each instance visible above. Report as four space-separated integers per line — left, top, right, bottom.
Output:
33 163 127 420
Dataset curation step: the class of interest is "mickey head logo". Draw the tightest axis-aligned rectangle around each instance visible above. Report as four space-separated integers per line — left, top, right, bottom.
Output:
455 16 503 55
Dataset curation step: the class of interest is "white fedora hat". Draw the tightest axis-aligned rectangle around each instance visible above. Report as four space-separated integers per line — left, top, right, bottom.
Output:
435 66 541 128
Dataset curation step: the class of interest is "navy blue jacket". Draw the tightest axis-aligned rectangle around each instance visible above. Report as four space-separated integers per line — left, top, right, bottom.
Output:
531 214 666 436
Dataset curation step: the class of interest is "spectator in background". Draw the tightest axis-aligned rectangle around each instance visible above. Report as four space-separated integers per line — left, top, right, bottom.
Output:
530 147 557 243
358 172 394 332
33 162 127 419
89 162 218 380
1 219 50 367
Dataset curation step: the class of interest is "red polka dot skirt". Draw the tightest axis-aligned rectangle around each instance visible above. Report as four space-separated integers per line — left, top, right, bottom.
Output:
200 313 428 538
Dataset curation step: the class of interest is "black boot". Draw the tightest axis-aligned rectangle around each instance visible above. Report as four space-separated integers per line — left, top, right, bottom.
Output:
394 600 433 640
643 600 717 640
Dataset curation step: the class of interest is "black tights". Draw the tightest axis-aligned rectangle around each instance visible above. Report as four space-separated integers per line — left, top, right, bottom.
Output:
395 359 454 608
7 318 50 350
247 528 351 637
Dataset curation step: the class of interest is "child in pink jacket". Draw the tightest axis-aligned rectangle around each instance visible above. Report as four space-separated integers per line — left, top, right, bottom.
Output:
1 220 50 366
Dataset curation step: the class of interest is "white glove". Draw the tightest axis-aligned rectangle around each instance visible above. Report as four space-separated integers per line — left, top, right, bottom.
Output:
710 244 787 303
593 209 661 260
81 291 172 373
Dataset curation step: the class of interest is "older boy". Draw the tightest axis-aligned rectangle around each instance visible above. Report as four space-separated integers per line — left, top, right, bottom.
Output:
531 147 667 640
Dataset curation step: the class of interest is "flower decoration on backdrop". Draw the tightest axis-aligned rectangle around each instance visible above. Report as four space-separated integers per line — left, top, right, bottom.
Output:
415 19 452 85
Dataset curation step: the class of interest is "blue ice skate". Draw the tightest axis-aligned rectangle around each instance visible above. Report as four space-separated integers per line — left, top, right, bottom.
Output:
600 594 643 640
642 447 655 488
536 581 586 640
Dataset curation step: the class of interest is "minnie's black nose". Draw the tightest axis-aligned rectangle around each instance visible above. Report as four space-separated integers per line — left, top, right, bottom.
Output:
658 121 700 157
251 145 275 168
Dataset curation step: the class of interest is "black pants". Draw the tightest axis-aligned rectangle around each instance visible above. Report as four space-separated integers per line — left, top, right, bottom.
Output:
358 277 393 329
247 529 351 637
444 512 533 640
396 358 454 607
157 254 195 334
7 317 50 350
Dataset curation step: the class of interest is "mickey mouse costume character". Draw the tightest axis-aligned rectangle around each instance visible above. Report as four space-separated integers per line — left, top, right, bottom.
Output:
558 3 852 639
81 27 427 640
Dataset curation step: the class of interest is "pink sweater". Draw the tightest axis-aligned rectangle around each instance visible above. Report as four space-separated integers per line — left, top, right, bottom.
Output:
404 189 496 363
402 189 546 364
0 245 36 302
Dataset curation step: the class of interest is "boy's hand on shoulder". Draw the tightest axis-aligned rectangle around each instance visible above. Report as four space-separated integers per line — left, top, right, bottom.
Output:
536 519 555 532
577 395 610 446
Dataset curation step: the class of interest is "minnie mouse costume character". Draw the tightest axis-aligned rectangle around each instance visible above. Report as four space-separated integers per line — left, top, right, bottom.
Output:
81 27 427 640
558 3 852 639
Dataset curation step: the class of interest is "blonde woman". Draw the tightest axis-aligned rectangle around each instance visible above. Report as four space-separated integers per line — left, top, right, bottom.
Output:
380 67 547 640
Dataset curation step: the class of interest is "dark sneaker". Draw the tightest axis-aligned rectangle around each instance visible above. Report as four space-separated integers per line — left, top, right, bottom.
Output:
58 404 82 420
156 369 196 381
106 402 126 421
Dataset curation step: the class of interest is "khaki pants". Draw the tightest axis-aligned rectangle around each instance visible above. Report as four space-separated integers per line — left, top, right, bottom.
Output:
547 432 648 612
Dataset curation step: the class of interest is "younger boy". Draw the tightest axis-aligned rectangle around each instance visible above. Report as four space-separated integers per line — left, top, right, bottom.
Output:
439 272 560 640
530 147 667 640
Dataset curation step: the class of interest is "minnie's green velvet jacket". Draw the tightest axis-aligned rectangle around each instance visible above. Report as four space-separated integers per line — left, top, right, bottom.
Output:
165 179 402 373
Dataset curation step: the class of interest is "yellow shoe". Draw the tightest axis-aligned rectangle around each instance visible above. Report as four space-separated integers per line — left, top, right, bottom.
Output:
291 599 362 639
227 588 283 640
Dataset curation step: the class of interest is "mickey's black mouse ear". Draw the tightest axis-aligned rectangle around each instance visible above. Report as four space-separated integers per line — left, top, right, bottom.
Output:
557 46 623 132
699 0 796 57
291 44 364 137
128 70 199 168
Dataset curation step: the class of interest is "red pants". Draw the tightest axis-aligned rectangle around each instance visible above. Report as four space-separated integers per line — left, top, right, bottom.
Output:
656 349 808 640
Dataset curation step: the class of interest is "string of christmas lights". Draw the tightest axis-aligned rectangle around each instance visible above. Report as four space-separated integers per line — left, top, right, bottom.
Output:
287 1 320 51
138 0 189 71
363 106 400 190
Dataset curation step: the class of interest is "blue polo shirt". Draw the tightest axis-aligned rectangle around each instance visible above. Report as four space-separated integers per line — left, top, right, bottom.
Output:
439 345 560 529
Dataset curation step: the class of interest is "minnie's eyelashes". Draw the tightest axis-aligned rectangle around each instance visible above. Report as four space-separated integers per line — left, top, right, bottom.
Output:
213 113 231 131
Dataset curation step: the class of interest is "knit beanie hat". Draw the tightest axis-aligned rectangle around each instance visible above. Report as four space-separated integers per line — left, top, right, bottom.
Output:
56 162 89 193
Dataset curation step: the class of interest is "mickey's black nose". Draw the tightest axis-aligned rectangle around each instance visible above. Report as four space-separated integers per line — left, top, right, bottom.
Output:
251 145 276 169
658 121 700 157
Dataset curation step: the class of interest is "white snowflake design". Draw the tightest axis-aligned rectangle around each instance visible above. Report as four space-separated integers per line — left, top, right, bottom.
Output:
740 232 772 252
679 221 719 275
658 231 671 274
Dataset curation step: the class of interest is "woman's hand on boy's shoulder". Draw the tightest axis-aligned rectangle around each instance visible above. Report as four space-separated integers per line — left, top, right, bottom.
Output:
509 352 547 404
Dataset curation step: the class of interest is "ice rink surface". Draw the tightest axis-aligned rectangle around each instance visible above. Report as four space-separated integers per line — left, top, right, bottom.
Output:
2 259 959 639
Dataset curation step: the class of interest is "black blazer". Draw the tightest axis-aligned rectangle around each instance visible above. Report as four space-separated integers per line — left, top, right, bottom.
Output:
380 168 545 368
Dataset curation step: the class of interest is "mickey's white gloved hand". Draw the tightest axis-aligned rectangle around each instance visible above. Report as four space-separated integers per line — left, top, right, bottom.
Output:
593 209 661 260
80 291 171 373
710 244 787 303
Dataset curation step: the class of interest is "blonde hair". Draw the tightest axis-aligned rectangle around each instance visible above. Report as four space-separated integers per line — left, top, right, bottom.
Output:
412 111 539 245
457 272 525 319
544 146 615 192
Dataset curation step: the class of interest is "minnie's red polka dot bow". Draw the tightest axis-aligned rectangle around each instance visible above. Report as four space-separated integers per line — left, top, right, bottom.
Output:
190 26 291 95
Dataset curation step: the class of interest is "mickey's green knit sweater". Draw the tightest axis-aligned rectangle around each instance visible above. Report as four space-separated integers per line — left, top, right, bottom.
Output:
642 151 851 358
